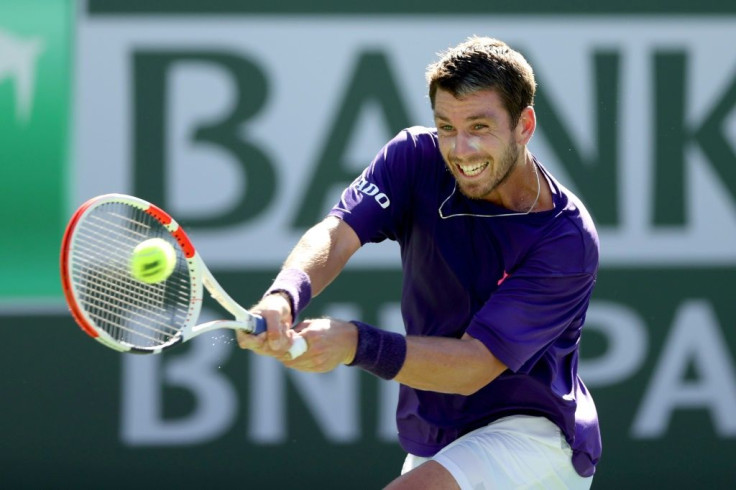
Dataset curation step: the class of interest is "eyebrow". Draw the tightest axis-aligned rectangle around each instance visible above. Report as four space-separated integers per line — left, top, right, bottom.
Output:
433 112 497 123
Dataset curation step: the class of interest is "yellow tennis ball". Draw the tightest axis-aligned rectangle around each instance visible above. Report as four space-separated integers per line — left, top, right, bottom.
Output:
130 238 177 284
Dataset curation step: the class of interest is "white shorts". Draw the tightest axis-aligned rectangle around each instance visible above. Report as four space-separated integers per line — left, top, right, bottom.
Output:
401 415 593 490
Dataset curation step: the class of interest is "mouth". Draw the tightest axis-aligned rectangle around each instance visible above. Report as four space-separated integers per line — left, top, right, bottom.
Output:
456 161 489 177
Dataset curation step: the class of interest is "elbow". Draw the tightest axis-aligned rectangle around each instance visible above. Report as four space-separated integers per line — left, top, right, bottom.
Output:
456 380 489 396
455 365 507 396
456 378 493 396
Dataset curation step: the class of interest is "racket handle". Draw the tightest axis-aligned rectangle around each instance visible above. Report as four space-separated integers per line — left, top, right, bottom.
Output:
252 315 308 359
253 315 267 334
252 314 307 359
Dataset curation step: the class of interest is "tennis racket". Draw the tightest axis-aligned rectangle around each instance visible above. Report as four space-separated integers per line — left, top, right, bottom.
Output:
60 193 307 358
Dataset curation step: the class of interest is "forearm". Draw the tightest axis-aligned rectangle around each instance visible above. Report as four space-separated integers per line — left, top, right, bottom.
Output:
281 216 360 298
241 218 359 356
394 335 506 395
262 217 360 320
347 320 507 396
394 334 507 395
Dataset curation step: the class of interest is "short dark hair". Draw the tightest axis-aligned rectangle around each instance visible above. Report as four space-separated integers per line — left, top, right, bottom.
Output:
426 36 537 127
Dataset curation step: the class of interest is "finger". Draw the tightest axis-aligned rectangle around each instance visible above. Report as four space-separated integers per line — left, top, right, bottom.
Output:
256 309 284 351
236 329 266 350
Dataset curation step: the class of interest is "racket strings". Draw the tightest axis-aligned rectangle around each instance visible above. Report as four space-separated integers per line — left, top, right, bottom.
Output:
76 214 189 304
71 263 182 336
73 241 188 344
70 203 194 349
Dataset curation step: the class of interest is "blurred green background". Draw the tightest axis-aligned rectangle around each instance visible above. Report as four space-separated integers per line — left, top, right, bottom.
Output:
2 1 735 488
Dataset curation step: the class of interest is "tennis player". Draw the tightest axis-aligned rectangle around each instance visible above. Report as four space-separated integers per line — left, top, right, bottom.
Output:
238 36 601 489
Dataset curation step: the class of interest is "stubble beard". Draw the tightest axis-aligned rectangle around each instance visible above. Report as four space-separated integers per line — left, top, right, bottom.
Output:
453 140 521 201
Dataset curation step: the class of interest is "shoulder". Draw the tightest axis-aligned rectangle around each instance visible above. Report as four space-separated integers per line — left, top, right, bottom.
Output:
375 126 442 183
384 126 439 158
404 126 439 146
531 166 599 275
552 185 599 274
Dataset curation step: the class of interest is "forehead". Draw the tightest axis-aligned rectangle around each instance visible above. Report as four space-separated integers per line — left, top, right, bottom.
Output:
433 88 509 123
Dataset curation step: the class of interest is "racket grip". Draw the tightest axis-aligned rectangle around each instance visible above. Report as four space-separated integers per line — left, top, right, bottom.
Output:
252 314 306 359
253 315 267 335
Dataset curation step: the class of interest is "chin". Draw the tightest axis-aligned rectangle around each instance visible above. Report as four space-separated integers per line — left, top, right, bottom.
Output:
457 183 491 200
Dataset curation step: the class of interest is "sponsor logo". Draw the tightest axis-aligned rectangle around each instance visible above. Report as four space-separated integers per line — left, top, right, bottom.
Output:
353 178 391 209
0 28 44 124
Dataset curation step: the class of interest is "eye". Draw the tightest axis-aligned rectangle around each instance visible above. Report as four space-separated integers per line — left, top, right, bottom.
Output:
438 124 455 133
473 123 488 131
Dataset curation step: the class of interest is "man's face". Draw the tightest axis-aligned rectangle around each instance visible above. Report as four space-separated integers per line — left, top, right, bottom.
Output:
433 88 522 201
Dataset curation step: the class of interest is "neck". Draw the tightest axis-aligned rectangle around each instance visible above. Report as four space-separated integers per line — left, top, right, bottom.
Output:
497 151 539 212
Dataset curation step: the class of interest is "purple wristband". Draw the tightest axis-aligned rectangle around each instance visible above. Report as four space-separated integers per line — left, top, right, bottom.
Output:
264 268 312 318
347 321 407 380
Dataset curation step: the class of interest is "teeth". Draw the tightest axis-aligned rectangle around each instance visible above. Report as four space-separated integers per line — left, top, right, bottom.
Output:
458 162 488 177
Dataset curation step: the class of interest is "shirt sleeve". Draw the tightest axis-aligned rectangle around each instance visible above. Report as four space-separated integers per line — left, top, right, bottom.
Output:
465 235 598 374
328 129 419 244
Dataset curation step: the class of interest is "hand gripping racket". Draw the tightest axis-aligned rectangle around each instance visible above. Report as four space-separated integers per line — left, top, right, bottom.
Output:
60 193 307 358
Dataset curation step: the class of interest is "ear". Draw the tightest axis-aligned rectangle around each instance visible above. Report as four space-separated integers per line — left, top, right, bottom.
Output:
515 106 536 145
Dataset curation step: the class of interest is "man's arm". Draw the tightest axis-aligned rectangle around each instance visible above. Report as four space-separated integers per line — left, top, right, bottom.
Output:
280 215 361 299
242 216 506 395
281 318 506 396
236 216 361 352
395 333 507 395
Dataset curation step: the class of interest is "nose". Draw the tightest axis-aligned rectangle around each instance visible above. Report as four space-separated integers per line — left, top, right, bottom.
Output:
450 131 479 160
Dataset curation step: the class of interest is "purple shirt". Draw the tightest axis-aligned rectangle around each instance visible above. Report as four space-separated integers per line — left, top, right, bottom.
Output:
328 127 602 477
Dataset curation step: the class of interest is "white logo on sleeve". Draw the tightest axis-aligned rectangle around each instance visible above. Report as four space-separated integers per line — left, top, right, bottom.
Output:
353 178 390 209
